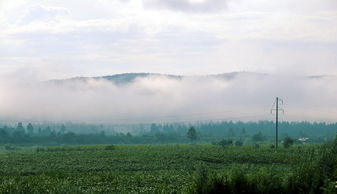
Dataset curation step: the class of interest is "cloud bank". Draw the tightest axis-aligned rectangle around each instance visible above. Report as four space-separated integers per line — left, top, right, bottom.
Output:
1 0 336 77
143 0 229 13
0 72 337 124
19 5 70 24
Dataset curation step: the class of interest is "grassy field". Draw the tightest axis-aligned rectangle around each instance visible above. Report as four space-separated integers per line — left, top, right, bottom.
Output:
0 143 336 193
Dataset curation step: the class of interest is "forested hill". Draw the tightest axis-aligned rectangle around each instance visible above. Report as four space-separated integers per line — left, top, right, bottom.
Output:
50 72 270 85
51 73 182 85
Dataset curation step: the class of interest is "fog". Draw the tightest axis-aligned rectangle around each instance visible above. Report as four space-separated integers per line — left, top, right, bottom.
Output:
0 72 337 123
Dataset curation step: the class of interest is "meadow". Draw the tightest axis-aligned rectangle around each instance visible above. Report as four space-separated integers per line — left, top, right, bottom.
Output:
0 141 336 194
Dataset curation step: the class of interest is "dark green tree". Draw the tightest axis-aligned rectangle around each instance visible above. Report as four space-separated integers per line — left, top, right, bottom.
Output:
16 122 25 132
13 122 26 138
38 127 42 136
0 128 9 142
217 139 233 147
227 128 236 138
60 124 66 134
252 131 265 142
27 123 34 135
150 123 159 135
283 136 294 148
240 128 246 141
187 126 197 143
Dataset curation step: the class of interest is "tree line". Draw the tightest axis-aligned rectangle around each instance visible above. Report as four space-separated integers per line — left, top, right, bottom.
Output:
0 121 336 145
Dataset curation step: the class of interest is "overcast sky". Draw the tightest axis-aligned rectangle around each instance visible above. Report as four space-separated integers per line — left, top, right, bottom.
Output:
0 0 337 122
0 0 337 79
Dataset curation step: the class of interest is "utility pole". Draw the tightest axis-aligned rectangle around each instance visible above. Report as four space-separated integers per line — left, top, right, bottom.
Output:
271 97 284 148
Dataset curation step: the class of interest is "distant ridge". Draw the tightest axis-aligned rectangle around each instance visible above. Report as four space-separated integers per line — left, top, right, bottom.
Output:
50 72 335 85
50 73 182 85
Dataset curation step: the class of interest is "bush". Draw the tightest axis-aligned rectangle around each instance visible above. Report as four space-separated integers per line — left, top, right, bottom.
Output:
235 141 243 147
283 136 294 148
216 139 233 147
35 145 116 152
252 131 265 142
104 145 115 150
4 145 19 151
186 168 231 194
188 135 337 194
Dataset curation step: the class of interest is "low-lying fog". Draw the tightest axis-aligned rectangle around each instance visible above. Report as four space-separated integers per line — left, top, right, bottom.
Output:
0 72 336 123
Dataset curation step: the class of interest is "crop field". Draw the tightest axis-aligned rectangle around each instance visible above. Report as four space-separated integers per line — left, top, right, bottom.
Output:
0 143 335 194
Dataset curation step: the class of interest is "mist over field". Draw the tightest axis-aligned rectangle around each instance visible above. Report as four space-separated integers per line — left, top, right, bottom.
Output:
1 1 337 193
1 72 336 123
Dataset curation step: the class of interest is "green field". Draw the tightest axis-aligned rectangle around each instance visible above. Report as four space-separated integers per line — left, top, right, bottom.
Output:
0 143 336 193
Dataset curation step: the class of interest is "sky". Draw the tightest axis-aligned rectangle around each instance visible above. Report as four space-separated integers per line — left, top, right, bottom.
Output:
0 0 336 79
0 0 337 123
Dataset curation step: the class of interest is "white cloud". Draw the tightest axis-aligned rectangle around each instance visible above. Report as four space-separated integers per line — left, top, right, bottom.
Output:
18 5 70 24
0 0 336 77
143 0 229 13
0 0 336 123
